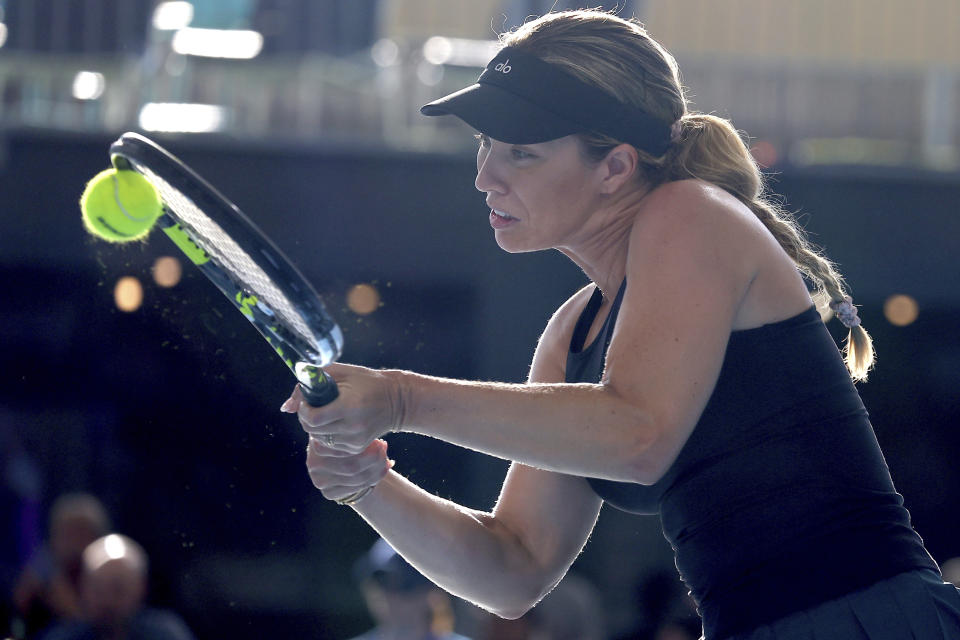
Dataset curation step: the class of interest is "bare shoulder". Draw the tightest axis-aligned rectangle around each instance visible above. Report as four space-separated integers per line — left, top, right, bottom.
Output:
630 178 811 329
629 179 773 276
528 284 596 383
638 178 755 231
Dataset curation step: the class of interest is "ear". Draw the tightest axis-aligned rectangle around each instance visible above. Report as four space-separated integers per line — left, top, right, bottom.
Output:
597 143 639 194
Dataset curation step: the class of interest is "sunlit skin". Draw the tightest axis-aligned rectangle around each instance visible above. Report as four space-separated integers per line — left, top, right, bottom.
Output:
287 125 814 619
477 134 605 253
476 134 650 297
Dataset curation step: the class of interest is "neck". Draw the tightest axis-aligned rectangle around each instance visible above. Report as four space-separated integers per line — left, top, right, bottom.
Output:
560 183 650 298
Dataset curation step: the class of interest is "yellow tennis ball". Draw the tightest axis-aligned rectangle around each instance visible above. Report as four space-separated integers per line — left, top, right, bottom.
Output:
80 168 162 242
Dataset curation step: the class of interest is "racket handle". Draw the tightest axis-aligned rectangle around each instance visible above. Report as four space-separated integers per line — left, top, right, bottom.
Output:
297 364 340 407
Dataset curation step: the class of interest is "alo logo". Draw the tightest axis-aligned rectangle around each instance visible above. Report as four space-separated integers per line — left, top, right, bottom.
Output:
494 59 512 73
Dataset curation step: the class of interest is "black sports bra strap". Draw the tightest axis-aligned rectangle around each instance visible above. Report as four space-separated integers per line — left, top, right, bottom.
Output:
601 279 628 356
569 286 605 354
568 280 627 354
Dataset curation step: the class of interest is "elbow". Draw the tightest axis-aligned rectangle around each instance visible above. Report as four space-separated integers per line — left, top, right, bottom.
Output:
622 456 670 486
483 569 559 620
491 603 536 621
613 415 676 486
487 584 549 620
616 454 661 486
596 387 670 484
470 517 562 620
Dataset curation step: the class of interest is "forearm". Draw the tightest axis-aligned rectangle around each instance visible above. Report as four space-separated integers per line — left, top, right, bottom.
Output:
395 371 656 481
352 471 556 617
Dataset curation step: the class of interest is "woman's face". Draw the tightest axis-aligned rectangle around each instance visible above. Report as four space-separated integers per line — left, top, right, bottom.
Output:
475 134 604 253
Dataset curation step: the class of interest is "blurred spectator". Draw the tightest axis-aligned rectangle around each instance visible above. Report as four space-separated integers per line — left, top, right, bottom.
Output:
473 572 605 640
13 493 111 637
38 534 195 640
1 409 43 638
613 569 700 640
650 618 700 640
941 557 960 587
350 538 471 640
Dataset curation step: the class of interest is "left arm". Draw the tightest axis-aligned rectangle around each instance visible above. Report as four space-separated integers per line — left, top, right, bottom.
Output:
292 182 757 483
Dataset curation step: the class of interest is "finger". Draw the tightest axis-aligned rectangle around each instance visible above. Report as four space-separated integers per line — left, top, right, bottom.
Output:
322 362 357 379
302 428 367 455
306 438 390 474
307 438 387 465
311 453 394 496
306 459 391 491
306 439 392 483
306 436 361 458
296 398 345 430
280 385 303 413
307 455 386 482
369 438 389 457
301 416 375 454
282 362 356 414
307 436 380 462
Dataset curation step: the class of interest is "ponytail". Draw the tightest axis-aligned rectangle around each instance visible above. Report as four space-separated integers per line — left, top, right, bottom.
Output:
503 10 874 380
662 114 876 380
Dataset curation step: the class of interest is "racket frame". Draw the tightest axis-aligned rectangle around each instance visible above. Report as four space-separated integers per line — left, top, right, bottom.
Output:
109 132 341 405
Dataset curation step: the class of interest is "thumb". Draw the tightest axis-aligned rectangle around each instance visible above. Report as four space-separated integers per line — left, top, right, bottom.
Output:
367 438 388 456
280 385 304 413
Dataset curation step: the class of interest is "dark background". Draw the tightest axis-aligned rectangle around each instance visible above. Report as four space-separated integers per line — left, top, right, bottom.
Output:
2 128 959 638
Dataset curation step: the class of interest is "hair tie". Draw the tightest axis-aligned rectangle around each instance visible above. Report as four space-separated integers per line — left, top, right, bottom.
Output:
669 119 683 143
829 295 861 328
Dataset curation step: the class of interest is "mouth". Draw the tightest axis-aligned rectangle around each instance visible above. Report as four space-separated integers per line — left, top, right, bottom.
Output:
489 209 517 229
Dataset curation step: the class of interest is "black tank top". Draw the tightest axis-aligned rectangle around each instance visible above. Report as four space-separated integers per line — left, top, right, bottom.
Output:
566 281 937 639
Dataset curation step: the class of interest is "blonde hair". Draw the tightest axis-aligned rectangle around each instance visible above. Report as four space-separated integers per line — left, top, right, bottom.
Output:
502 10 874 381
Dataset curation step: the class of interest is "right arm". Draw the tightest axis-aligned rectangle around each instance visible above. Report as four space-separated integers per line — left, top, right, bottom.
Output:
349 461 601 618
301 288 603 618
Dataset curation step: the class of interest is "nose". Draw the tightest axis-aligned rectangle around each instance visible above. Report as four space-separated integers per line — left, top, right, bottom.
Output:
475 147 506 196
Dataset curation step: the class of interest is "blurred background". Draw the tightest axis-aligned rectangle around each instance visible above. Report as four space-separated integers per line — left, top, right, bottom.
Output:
1 1 957 639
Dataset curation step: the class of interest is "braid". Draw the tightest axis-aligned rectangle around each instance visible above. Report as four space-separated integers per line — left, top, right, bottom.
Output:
505 10 875 381
794 244 875 381
746 198 874 380
670 116 876 381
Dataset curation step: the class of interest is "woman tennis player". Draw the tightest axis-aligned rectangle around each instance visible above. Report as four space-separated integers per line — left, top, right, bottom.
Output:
282 10 960 639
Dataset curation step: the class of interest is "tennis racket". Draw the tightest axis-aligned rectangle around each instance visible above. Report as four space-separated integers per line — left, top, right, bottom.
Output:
108 132 343 406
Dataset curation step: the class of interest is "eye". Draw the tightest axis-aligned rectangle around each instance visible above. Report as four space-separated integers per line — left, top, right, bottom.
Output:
510 146 535 160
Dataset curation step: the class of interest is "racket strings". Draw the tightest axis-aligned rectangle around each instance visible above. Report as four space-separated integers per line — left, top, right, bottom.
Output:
136 163 324 358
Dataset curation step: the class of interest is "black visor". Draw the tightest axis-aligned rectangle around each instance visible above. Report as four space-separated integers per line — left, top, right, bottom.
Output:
421 48 672 156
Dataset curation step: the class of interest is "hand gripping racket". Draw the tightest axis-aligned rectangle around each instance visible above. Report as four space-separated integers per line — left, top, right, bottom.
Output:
109 132 343 406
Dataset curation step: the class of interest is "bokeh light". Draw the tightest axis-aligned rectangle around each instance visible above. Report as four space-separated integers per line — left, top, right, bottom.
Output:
884 294 919 326
416 61 443 86
371 38 400 67
750 140 778 168
346 283 380 315
114 276 144 312
72 71 106 100
139 102 227 133
103 534 127 560
152 256 183 288
152 1 194 31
